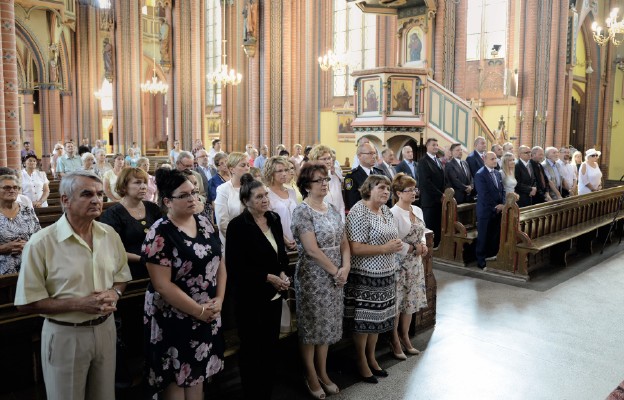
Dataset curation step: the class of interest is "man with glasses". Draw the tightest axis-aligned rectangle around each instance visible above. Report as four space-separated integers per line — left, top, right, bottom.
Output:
15 170 131 400
514 145 538 207
176 151 207 199
345 142 384 210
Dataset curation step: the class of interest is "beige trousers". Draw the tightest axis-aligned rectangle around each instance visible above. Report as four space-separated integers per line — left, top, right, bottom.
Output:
41 316 116 400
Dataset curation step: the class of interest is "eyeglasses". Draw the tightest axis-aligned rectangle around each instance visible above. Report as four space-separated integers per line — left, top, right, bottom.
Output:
589 154 599 158
317 157 333 162
359 152 377 156
1 185 20 192
521 151 531 154
170 191 200 200
402 188 418 193
310 177 331 184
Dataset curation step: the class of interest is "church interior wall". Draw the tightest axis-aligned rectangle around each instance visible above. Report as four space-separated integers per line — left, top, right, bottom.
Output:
609 67 624 180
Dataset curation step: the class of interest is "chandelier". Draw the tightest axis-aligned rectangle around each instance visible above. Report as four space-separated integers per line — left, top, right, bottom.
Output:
318 50 349 72
592 7 624 46
141 6 169 95
208 0 242 86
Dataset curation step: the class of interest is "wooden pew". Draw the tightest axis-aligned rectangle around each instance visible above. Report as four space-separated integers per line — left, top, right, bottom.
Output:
489 186 624 279
35 202 116 228
0 232 437 393
434 188 477 266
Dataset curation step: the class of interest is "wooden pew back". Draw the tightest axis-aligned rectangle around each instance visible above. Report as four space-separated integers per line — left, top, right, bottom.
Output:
436 188 477 265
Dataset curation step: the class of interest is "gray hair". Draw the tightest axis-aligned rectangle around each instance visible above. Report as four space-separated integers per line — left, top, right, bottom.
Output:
176 151 194 164
59 170 103 200
81 152 95 162
94 149 107 158
531 146 544 156
137 156 149 166
0 174 19 188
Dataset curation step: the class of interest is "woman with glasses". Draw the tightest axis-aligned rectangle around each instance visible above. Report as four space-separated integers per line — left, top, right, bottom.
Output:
226 173 290 400
100 168 161 279
21 155 50 208
389 173 427 360
50 143 64 179
309 145 345 222
264 156 298 251
578 149 603 195
142 169 225 399
345 174 402 384
291 162 350 398
215 152 250 245
0 175 40 275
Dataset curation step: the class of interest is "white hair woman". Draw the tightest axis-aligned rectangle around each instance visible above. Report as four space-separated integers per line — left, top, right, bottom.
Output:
578 149 602 195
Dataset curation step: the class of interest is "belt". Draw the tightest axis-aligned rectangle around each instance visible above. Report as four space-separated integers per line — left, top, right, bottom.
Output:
47 314 110 327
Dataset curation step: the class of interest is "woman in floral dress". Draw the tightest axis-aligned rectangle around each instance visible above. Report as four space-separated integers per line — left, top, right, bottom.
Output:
389 173 428 359
142 169 226 399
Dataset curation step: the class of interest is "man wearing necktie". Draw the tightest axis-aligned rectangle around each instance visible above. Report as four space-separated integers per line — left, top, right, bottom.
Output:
444 143 474 204
418 138 446 248
528 146 551 203
344 142 385 210
378 148 397 180
466 136 487 178
474 152 505 269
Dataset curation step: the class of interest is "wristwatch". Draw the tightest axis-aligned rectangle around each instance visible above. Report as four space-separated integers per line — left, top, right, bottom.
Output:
112 287 123 299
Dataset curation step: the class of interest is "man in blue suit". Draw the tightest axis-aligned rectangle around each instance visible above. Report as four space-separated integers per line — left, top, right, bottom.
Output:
394 145 418 181
466 136 487 178
474 151 505 269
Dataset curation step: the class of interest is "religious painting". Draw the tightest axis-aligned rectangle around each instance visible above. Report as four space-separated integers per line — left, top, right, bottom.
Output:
206 115 221 135
404 26 426 67
338 114 354 133
391 78 415 114
361 78 381 114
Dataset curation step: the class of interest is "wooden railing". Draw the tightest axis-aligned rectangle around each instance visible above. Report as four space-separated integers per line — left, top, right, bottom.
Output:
489 186 624 279
434 188 477 265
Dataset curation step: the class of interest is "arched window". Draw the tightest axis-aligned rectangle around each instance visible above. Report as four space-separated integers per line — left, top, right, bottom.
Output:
205 0 222 106
333 0 376 97
466 0 508 60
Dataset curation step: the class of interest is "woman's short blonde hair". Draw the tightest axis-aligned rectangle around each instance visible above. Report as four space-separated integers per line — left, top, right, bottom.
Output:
309 145 332 161
360 175 391 200
262 156 290 185
391 173 416 204
226 152 248 170
115 167 149 197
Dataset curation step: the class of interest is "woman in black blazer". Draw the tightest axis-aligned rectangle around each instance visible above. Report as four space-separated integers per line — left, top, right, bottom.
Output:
226 173 291 400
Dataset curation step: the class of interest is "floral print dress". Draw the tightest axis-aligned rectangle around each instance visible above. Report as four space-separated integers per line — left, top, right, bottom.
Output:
142 214 224 394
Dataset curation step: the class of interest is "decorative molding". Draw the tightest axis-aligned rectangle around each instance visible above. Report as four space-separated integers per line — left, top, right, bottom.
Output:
398 6 428 19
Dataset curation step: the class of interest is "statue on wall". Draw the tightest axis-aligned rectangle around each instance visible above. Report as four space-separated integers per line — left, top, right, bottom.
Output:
103 37 114 82
49 43 59 85
243 0 258 42
159 19 171 65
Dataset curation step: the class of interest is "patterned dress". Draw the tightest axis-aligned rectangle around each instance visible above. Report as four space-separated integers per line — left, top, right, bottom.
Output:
0 203 40 275
291 202 344 344
142 214 224 394
392 207 428 314
344 201 398 333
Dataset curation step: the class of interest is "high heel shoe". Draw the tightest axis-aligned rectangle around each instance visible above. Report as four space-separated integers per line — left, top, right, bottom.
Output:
369 366 389 377
305 378 326 399
318 378 339 395
390 341 407 360
400 339 421 355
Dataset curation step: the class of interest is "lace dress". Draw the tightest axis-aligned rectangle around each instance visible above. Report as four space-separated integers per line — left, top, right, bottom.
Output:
291 202 344 344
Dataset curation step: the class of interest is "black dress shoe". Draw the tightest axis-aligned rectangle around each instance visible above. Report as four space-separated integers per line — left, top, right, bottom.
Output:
477 263 486 269
370 367 389 377
360 375 378 384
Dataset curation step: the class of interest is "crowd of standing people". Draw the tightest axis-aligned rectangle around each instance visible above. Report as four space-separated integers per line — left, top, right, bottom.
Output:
2 135 607 400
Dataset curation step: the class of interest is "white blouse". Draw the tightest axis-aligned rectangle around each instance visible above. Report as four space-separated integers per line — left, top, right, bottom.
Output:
390 204 426 256
21 169 49 207
215 180 243 245
578 162 602 195
500 170 517 196
268 187 297 242
324 173 345 222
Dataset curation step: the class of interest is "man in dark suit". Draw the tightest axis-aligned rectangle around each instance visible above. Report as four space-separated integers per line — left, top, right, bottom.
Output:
395 145 418 181
466 136 487 178
492 144 503 170
194 149 213 192
474 151 505 269
418 138 445 248
514 145 537 207
529 146 551 204
344 142 384 210
445 143 474 204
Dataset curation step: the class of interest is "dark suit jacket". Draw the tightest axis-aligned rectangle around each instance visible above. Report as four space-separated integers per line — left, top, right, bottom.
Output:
344 165 384 210
418 154 445 208
394 159 418 180
225 210 290 303
377 162 395 181
474 166 505 220
466 150 485 178
529 159 548 203
194 166 211 196
514 160 536 207
445 158 474 204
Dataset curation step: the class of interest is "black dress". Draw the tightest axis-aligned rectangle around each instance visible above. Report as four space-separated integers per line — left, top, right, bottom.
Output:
142 215 225 395
99 201 162 279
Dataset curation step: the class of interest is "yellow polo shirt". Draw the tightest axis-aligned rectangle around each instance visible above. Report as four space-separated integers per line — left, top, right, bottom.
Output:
14 215 132 323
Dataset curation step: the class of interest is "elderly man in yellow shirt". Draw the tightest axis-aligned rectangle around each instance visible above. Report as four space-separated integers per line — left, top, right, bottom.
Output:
14 170 132 400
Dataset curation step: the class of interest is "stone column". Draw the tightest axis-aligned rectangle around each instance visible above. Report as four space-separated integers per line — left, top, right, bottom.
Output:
114 0 143 152
1 0 21 169
0 13 6 166
21 91 35 145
